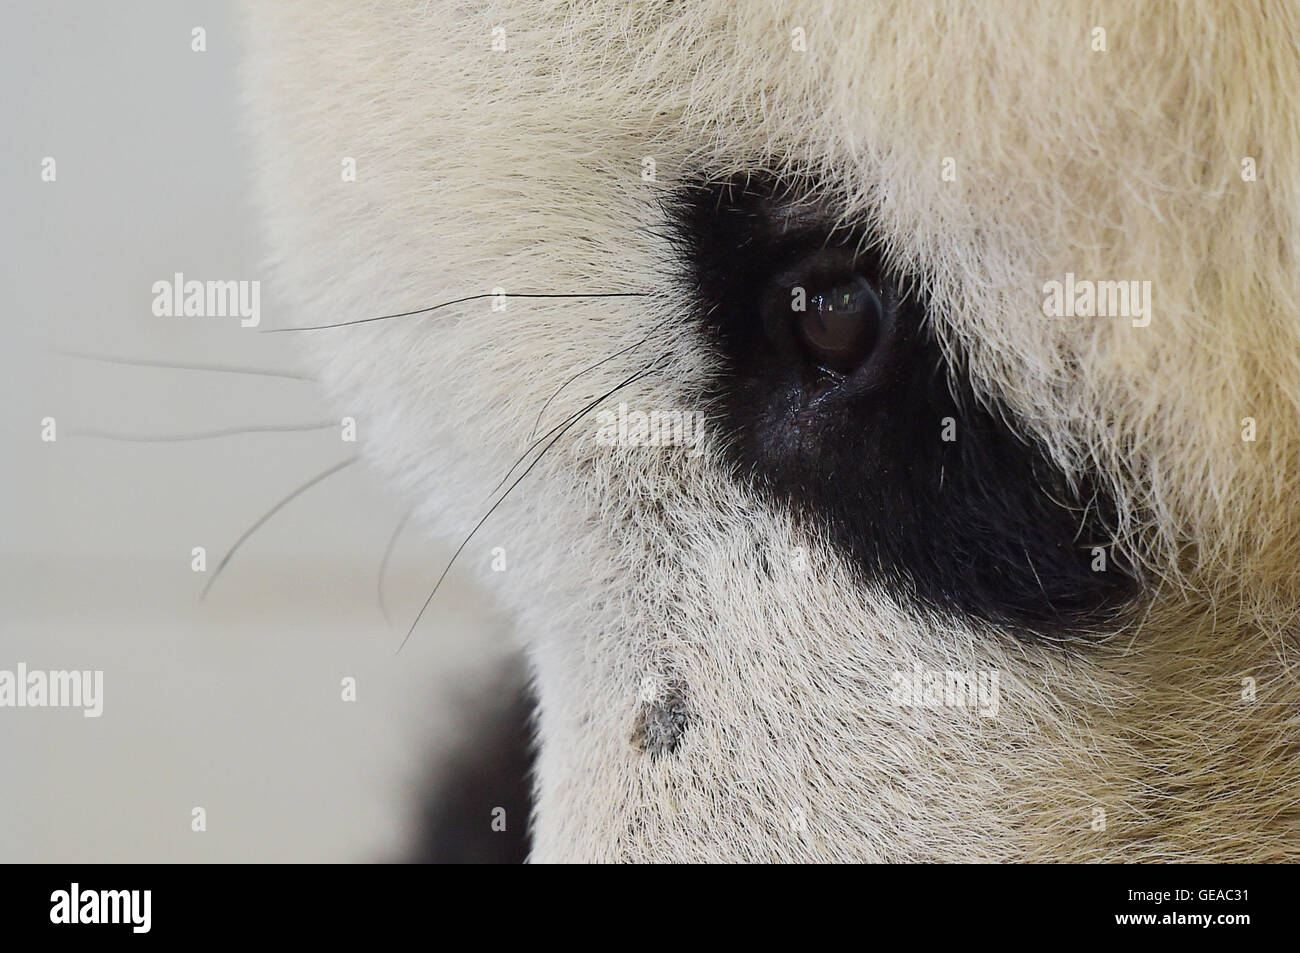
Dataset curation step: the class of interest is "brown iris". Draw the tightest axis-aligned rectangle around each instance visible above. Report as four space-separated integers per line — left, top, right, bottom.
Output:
795 275 883 374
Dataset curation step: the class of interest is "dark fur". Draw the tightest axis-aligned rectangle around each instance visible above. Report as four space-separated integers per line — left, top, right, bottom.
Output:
671 173 1139 637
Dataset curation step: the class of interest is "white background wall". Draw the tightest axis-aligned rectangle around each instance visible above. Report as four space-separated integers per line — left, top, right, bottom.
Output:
0 1 510 861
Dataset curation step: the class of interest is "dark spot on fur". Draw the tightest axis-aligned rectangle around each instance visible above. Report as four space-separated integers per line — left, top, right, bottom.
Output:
632 683 690 757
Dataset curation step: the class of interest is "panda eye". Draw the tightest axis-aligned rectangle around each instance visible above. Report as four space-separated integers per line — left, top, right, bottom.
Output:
756 250 901 389
675 172 1139 638
790 274 884 374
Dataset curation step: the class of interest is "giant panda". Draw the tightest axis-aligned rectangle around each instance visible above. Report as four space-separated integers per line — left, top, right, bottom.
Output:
240 0 1300 862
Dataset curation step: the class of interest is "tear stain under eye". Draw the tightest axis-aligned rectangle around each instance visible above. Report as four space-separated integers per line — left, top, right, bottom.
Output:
632 683 691 758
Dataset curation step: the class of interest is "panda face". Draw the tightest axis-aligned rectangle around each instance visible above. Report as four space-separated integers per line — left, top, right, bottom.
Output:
243 0 1300 860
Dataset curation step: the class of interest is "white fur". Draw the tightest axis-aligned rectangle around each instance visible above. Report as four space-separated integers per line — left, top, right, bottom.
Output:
241 1 1300 860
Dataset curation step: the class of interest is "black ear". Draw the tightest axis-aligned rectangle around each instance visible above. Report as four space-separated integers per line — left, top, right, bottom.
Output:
670 172 1139 639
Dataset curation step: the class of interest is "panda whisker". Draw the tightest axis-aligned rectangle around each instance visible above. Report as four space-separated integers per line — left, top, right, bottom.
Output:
528 318 670 442
263 292 648 333
474 320 670 500
200 457 358 601
486 399 591 502
377 508 414 629
69 422 339 443
399 355 668 654
54 350 312 381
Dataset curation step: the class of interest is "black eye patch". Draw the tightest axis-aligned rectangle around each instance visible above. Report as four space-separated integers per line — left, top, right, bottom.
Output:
668 173 1139 639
